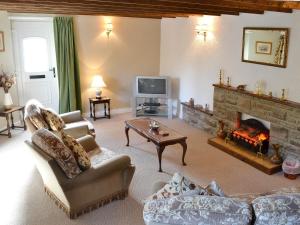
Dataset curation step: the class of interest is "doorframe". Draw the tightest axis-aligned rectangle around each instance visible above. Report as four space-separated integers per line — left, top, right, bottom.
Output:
10 16 59 110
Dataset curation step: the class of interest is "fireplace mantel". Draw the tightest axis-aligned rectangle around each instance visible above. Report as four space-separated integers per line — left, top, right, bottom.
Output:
213 84 300 109
213 84 300 159
182 83 300 159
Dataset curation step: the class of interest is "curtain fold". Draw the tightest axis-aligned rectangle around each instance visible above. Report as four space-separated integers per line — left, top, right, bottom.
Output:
53 17 82 113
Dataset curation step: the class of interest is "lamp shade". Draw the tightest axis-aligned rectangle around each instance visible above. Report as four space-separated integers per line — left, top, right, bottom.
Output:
91 75 106 88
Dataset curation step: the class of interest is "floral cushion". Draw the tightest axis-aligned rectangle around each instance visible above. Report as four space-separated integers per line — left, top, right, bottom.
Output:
41 108 65 131
28 108 50 130
144 195 252 225
32 128 82 179
61 132 91 171
252 193 300 225
145 173 207 202
145 173 225 202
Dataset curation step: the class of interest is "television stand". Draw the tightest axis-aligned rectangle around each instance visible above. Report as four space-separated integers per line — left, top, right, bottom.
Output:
134 97 172 119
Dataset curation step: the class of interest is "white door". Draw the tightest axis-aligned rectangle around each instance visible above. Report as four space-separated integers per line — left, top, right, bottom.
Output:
12 20 59 112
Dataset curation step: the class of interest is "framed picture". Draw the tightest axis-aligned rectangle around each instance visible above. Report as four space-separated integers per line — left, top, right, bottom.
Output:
0 31 4 52
255 41 272 55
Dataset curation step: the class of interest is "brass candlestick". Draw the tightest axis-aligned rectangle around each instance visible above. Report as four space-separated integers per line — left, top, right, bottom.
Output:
219 69 223 85
281 89 286 100
227 77 231 87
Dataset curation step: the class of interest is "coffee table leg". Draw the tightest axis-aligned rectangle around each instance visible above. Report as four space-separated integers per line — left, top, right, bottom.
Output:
156 145 165 172
180 140 187 166
125 126 130 146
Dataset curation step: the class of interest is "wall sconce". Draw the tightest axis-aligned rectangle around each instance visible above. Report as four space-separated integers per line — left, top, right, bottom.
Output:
195 23 208 41
105 22 113 38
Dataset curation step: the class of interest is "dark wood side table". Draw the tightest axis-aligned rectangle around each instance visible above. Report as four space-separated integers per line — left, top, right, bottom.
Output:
0 106 27 138
89 97 111 121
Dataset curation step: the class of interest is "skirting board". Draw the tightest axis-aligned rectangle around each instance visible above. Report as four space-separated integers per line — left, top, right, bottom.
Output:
82 107 132 118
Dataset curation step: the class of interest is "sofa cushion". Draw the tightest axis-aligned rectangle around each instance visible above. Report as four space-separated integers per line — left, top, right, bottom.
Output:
41 108 65 131
61 132 91 171
144 195 253 225
145 173 225 202
32 128 82 179
88 148 117 168
230 186 300 204
252 193 300 225
28 108 50 130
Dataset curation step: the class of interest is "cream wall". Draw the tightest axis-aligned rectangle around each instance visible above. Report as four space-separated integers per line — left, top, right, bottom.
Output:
160 11 300 115
0 11 19 128
74 16 161 114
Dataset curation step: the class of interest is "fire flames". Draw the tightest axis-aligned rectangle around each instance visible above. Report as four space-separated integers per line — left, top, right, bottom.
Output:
258 133 268 141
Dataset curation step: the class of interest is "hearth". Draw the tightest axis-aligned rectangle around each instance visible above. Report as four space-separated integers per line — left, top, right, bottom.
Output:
231 112 270 155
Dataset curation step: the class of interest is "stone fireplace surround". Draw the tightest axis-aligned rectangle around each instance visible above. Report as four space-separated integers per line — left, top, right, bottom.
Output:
182 84 300 159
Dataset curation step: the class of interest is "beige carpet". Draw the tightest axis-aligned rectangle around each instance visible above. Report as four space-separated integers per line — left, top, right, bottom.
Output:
0 113 299 225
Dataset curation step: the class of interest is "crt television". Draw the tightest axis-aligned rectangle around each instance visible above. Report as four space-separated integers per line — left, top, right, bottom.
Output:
136 76 170 98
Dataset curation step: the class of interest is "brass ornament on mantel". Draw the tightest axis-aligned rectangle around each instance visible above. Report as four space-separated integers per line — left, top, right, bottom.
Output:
237 84 247 91
256 141 264 159
268 91 273 98
270 144 283 164
189 98 194 108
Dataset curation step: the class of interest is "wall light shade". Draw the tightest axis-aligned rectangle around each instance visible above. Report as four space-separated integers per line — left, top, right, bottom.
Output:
91 75 106 98
105 22 113 38
195 23 208 41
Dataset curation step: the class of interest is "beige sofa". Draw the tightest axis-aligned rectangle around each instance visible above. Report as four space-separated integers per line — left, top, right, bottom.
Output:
24 99 95 138
25 136 135 219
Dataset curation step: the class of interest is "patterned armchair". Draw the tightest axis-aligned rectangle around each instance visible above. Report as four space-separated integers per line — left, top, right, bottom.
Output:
24 99 95 139
25 130 135 219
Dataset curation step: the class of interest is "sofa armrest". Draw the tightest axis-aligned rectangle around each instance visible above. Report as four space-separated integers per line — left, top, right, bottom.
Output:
61 154 132 190
77 135 99 152
60 111 83 123
63 124 89 139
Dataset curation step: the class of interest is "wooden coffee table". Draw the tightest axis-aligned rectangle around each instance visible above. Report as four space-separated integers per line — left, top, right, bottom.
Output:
125 118 187 172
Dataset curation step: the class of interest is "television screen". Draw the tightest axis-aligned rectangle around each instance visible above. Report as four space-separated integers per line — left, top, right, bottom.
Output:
138 78 166 95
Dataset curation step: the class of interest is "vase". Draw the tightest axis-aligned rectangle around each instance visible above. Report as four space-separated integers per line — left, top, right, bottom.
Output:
3 93 13 110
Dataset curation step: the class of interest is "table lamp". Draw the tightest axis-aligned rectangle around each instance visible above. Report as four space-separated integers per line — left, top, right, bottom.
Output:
91 75 106 99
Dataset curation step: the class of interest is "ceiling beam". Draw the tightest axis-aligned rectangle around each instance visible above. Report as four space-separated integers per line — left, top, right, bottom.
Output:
0 1 240 16
0 0 296 18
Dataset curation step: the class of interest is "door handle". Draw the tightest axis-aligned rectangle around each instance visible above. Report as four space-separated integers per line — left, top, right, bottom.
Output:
49 67 56 78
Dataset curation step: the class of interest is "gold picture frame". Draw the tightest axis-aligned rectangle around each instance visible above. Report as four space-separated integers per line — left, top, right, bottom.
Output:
256 41 272 55
242 27 289 68
0 31 4 52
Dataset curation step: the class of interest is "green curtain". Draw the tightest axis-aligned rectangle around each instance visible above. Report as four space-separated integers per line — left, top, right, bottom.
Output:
53 17 82 113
